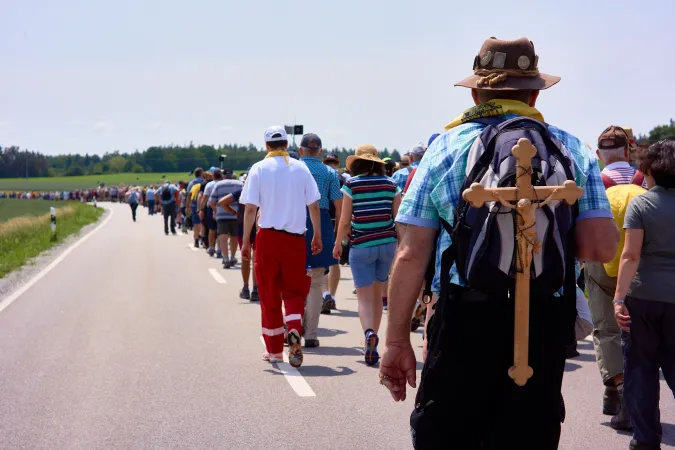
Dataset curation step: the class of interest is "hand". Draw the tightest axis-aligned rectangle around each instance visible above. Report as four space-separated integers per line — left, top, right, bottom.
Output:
199 211 204 220
333 243 342 260
379 340 417 402
242 241 252 262
311 233 323 255
614 302 631 332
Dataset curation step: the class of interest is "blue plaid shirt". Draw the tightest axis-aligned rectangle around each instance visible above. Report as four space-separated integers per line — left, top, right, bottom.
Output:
301 156 343 210
392 167 411 190
396 114 612 294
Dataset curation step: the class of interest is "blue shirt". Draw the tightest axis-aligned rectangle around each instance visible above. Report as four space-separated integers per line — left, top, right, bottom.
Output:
156 184 178 205
391 167 411 191
397 113 612 294
301 156 343 210
128 191 139 204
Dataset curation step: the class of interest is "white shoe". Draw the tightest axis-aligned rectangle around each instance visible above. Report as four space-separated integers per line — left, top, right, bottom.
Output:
262 351 283 363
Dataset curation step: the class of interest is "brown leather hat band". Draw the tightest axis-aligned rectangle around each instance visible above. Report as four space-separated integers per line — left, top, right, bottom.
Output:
474 68 539 88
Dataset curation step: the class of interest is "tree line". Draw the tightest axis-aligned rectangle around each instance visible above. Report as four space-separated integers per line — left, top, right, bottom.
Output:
1 120 673 179
0 142 403 178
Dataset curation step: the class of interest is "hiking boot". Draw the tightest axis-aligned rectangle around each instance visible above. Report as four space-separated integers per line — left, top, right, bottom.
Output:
304 339 320 348
629 440 661 450
609 388 632 431
321 299 332 315
364 331 380 366
603 386 621 415
223 259 233 269
287 330 303 368
171 230 177 235
207 247 216 257
250 287 259 302
229 258 237 267
194 240 200 248
239 285 250 300
216 250 223 259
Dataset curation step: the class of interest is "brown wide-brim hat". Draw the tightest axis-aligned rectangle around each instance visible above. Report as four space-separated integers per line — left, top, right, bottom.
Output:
346 144 384 170
455 37 561 91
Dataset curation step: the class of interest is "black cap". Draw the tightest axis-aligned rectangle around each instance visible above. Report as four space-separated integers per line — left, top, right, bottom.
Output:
323 152 339 163
212 168 222 176
222 168 234 176
300 133 322 150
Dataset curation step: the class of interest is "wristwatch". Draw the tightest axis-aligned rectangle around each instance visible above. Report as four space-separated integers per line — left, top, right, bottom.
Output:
612 299 625 306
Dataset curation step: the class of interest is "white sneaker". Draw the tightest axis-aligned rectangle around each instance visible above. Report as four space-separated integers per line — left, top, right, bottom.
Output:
262 351 283 363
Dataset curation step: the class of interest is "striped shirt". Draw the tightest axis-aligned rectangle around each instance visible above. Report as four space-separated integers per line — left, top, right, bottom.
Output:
342 175 401 248
601 161 648 188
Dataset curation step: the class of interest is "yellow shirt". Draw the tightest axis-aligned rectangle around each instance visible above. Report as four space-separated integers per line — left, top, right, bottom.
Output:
603 184 646 277
188 183 202 203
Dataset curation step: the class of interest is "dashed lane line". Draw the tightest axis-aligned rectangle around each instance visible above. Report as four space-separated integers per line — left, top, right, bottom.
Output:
208 268 227 284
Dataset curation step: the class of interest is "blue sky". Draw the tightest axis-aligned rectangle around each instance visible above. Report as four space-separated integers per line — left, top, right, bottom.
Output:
1 0 673 155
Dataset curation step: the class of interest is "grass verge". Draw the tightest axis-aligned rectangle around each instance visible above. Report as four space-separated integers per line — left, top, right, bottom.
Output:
0 202 104 278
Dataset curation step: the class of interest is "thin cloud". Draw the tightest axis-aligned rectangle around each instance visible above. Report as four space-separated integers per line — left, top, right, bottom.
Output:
147 121 162 130
218 125 234 132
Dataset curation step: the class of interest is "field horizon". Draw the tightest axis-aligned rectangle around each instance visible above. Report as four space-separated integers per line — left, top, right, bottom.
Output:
0 172 245 191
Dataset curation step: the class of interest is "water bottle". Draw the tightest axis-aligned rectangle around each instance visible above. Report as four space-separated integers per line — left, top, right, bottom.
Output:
306 266 312 277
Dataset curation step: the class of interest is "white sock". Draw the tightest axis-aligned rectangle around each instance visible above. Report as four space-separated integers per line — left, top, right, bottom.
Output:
323 291 331 298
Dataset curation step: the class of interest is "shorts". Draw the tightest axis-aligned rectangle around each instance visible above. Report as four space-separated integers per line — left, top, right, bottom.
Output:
180 206 186 217
191 204 201 225
349 242 397 288
217 219 238 236
205 207 217 231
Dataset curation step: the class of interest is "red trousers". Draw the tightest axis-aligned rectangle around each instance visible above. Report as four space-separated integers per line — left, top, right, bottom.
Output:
255 229 311 356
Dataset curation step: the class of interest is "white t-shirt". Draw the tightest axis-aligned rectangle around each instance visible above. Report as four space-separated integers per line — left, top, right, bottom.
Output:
240 156 321 234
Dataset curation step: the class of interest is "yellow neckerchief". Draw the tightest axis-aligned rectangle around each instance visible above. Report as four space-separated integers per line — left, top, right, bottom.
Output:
265 150 290 165
444 99 545 131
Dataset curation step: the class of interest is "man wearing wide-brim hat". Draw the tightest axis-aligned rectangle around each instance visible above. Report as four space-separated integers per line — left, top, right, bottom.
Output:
381 37 619 449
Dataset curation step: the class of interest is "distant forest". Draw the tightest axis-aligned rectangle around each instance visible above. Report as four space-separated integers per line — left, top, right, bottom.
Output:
0 142 403 178
1 120 673 179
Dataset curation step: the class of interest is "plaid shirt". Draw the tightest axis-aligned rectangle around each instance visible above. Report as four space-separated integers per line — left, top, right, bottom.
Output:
301 156 343 210
391 167 411 190
397 114 612 293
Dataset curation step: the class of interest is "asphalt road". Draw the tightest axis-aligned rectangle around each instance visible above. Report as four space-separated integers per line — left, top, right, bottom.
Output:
0 203 673 450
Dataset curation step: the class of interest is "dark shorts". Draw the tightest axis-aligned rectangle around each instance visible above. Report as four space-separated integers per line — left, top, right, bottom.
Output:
217 219 238 236
205 207 217 231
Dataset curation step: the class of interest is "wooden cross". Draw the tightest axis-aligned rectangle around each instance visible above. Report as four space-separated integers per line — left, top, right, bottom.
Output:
462 138 582 386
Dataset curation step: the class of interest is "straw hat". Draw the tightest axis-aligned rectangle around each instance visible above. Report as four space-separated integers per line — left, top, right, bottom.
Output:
346 144 383 171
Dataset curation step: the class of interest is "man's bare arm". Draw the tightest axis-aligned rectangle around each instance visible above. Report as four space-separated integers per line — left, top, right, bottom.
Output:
576 218 619 263
387 224 437 342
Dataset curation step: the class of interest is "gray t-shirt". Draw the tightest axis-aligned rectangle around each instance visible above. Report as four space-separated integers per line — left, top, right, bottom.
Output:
210 179 244 220
624 186 675 303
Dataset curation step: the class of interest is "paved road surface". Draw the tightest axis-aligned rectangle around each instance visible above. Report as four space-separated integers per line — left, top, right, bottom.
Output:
0 203 673 450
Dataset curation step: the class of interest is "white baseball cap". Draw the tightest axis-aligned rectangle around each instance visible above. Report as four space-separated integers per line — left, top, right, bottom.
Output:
264 126 288 143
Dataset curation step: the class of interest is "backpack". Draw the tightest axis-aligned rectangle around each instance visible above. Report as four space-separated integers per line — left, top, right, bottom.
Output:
601 170 644 189
161 186 172 202
440 117 579 302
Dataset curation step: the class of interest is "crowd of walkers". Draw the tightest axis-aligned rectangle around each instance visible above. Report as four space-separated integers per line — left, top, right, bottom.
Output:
222 37 671 450
6 35 674 450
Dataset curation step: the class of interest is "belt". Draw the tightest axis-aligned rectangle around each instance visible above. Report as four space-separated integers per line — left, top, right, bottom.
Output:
263 228 305 238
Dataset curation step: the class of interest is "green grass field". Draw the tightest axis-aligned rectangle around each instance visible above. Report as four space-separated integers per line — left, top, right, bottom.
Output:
0 199 75 223
0 172 247 191
0 201 104 278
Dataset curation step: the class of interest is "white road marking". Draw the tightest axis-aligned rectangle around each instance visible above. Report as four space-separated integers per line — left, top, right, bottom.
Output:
0 207 114 315
260 336 316 397
208 268 227 284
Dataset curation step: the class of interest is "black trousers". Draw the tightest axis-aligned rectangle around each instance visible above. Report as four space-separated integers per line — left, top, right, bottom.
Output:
162 203 177 234
624 296 675 446
130 203 138 221
411 285 568 450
